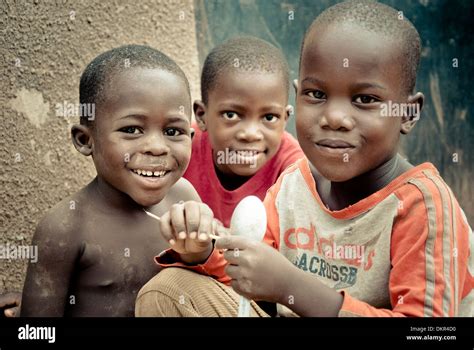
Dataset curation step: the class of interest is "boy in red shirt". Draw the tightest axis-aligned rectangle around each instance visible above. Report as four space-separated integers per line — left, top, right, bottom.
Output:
136 1 473 317
184 36 303 227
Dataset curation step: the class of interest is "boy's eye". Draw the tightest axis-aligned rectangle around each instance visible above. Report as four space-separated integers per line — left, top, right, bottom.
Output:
263 114 279 123
222 112 240 120
307 90 326 100
164 128 183 137
354 95 379 104
119 126 141 134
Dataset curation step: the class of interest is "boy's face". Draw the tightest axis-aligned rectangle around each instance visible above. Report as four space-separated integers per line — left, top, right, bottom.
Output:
91 68 192 206
199 71 290 177
296 23 415 182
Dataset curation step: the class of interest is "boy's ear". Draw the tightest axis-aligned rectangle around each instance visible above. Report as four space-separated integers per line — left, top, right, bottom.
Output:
193 100 207 132
400 92 424 135
71 124 93 156
292 79 298 94
285 105 294 121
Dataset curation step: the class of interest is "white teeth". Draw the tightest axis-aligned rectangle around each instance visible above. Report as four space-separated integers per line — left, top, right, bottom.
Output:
236 150 258 156
132 169 167 177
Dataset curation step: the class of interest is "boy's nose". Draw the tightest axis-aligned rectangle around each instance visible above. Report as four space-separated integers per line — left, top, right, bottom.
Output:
236 121 264 142
142 133 170 156
320 104 354 131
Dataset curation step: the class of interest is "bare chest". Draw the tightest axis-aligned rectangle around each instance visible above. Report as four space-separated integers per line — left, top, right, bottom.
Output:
66 218 167 316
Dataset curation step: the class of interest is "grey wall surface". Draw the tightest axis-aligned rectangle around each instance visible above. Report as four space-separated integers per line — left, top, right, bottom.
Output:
194 0 473 224
1 0 200 292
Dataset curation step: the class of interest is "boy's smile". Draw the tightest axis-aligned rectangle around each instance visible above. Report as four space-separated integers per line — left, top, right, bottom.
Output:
197 71 290 180
296 23 419 183
91 68 192 206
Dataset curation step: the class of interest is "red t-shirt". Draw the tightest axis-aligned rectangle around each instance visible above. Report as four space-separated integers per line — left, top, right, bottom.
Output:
183 127 304 227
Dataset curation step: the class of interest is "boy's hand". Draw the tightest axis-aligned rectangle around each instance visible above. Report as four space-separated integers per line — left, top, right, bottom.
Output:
0 292 21 318
160 201 229 264
215 236 297 303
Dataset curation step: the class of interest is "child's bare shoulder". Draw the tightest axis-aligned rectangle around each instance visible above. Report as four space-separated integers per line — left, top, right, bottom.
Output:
32 187 90 253
170 177 200 200
155 177 201 213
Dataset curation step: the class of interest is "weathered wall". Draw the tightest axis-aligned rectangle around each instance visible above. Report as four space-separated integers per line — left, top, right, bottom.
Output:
0 0 200 292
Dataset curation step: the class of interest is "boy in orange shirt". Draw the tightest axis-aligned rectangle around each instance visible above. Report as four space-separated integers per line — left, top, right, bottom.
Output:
136 1 473 317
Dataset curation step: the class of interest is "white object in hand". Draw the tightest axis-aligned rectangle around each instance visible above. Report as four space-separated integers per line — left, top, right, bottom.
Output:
229 195 267 317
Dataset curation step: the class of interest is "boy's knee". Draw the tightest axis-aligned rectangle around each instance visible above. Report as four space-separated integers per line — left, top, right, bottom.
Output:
135 268 205 317
140 268 199 294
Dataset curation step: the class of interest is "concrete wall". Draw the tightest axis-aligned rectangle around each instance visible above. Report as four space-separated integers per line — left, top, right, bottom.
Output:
0 0 200 292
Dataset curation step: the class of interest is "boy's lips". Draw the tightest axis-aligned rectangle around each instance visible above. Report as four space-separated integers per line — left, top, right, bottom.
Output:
231 148 266 154
130 169 172 189
315 139 356 155
316 139 355 148
232 149 265 164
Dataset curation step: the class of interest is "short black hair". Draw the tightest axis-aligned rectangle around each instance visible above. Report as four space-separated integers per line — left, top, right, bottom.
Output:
201 36 290 104
301 0 421 94
79 44 190 125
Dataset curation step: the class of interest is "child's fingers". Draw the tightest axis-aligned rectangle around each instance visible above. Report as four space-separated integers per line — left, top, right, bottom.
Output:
183 201 201 239
170 202 187 240
159 211 177 245
213 219 231 238
223 249 242 265
197 206 213 242
4 306 19 317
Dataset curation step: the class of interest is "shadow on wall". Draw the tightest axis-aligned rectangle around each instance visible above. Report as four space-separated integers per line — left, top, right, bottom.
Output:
1 0 200 292
194 0 473 225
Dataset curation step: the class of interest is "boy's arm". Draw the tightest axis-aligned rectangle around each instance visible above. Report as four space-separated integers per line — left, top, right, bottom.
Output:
212 178 342 316
153 178 231 283
155 202 231 285
21 214 79 316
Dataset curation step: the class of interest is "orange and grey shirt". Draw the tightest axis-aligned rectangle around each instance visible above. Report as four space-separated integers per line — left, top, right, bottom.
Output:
158 158 474 317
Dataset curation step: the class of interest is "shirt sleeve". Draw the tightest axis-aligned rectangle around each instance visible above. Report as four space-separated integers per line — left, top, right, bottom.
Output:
155 245 231 285
262 176 283 250
338 176 472 317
